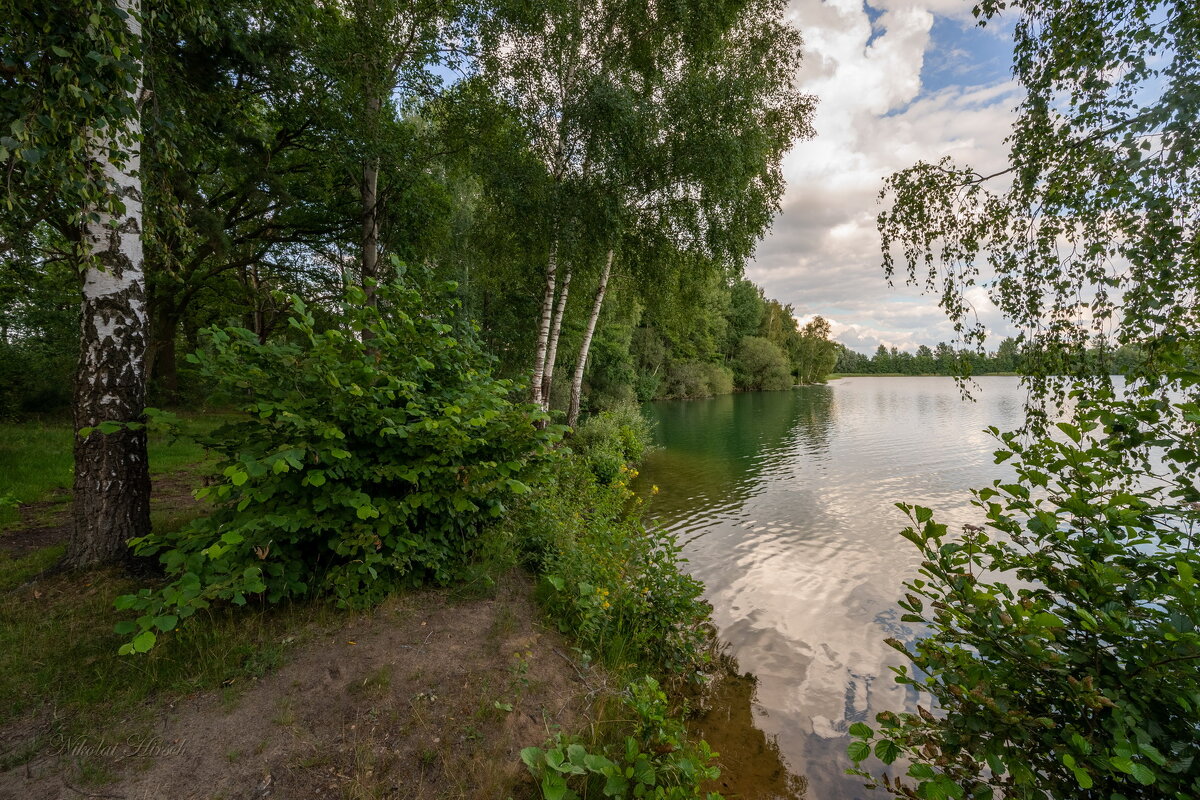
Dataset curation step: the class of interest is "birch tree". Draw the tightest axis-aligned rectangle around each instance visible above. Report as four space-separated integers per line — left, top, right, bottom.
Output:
315 0 468 305
479 0 812 417
565 0 814 424
2 1 151 565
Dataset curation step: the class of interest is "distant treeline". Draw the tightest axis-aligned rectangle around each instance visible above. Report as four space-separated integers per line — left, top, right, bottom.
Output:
547 278 839 408
833 339 1147 376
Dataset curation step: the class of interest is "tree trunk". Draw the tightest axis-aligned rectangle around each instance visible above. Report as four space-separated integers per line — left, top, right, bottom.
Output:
145 280 180 401
360 156 380 306
567 250 613 428
68 0 151 568
540 264 571 405
530 240 558 409
148 307 179 400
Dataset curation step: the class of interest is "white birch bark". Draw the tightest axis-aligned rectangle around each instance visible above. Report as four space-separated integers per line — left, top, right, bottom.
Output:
530 240 558 409
567 249 612 428
540 264 571 405
69 0 152 566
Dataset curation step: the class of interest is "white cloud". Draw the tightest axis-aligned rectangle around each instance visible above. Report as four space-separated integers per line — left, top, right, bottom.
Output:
749 0 1020 353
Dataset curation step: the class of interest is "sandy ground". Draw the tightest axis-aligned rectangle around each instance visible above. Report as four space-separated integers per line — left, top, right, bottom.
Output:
2 572 594 800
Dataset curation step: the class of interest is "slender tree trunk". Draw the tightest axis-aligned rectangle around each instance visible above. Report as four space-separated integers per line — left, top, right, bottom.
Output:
567 249 613 428
147 306 179 400
360 85 383 312
540 264 571 404
144 275 179 397
68 0 151 568
360 156 380 306
530 240 558 409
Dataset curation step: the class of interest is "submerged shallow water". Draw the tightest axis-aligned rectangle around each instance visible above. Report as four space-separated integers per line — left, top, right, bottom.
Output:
636 377 1028 799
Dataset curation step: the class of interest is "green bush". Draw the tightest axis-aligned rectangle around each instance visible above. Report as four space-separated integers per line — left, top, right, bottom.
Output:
701 363 734 396
537 509 711 676
0 339 74 418
570 402 655 485
115 278 557 653
850 383 1200 799
521 676 722 800
513 417 711 676
660 361 735 399
733 336 792 391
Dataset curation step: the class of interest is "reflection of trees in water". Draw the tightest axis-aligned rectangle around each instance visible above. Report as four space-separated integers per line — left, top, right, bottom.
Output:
691 651 809 800
639 388 837 522
783 385 835 461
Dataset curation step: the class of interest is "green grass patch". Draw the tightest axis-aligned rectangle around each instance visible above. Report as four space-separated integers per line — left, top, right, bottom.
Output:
0 420 74 525
0 545 343 740
0 413 230 528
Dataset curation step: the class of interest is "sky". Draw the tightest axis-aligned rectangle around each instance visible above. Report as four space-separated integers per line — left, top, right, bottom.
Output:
750 0 1020 353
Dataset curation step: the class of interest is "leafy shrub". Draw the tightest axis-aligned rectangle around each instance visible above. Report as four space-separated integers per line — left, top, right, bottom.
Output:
733 336 792 391
850 383 1200 799
115 279 557 653
521 676 722 800
700 363 734 396
512 417 711 676
661 361 734 399
570 402 655 485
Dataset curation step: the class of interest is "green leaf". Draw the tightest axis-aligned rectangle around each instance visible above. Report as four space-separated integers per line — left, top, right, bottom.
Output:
520 746 543 770
847 740 871 762
1129 763 1155 785
541 772 568 800
875 739 901 765
848 722 873 738
131 631 156 653
1110 756 1134 774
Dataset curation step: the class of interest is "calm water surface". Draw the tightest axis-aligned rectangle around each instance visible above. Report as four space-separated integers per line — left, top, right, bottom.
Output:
636 377 1028 799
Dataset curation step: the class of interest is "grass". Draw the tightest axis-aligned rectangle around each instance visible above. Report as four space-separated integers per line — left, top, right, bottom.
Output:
0 409 347 751
0 412 231 527
0 541 343 741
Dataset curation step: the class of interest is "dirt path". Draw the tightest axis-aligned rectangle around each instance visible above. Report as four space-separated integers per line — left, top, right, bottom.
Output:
2 573 594 800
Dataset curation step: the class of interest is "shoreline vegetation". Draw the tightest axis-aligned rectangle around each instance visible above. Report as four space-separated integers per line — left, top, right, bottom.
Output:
0 393 799 799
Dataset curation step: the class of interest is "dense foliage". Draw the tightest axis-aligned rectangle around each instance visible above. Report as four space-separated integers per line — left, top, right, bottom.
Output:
851 385 1200 798
857 0 1200 798
512 404 713 675
115 277 556 652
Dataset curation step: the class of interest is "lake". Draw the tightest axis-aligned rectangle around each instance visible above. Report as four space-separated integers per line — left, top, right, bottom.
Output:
636 376 1028 799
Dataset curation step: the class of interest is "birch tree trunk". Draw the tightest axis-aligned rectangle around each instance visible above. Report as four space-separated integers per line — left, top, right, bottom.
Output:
68 0 151 568
530 241 558 409
540 264 571 404
567 249 612 428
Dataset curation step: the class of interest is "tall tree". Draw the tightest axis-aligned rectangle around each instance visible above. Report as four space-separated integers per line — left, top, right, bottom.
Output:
72 0 151 566
316 0 464 303
2 1 151 565
142 0 355 394
566 0 814 423
795 315 837 384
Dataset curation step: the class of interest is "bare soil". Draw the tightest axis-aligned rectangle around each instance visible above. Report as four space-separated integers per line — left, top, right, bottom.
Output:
0 473 805 800
2 572 595 800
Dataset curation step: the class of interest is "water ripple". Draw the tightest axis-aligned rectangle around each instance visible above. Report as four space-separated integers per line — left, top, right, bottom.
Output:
636 378 1026 799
